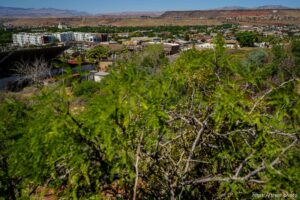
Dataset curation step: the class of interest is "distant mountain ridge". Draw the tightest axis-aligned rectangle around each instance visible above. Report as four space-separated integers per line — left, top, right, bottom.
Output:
161 6 300 21
215 5 292 10
256 5 291 9
215 6 247 10
97 11 164 18
0 6 90 17
0 5 297 18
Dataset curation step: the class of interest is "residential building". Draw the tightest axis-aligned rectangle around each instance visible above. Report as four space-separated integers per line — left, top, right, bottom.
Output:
196 43 215 49
54 32 75 42
74 32 90 42
254 42 270 48
13 33 55 47
224 40 240 49
163 43 180 55
143 42 180 55
73 32 106 43
89 71 109 82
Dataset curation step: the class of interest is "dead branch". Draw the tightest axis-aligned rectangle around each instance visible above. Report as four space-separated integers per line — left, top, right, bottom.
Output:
183 131 298 186
133 131 144 200
183 118 207 175
13 57 52 84
249 78 298 114
243 135 298 180
233 151 255 178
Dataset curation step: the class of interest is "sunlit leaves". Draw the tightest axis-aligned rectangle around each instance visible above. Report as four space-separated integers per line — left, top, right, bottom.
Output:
1 43 300 199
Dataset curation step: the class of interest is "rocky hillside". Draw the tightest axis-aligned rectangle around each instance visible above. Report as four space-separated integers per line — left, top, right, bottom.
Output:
160 9 300 23
161 9 300 18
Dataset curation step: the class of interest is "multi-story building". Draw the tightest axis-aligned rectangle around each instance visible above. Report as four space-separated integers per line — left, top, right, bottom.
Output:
13 32 108 47
74 32 89 42
74 32 107 43
53 32 75 42
13 33 55 47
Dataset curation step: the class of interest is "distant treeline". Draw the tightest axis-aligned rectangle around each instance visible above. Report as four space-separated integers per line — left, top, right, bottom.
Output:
69 24 235 34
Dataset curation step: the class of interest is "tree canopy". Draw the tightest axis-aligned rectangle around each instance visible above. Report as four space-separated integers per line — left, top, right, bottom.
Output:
85 45 110 63
236 31 259 47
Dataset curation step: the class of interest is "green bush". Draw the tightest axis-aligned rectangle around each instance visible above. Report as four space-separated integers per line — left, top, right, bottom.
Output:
0 44 299 199
73 80 101 97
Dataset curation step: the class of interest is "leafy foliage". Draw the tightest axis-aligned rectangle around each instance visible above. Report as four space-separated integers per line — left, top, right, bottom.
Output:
236 31 259 47
0 43 299 199
85 45 110 63
0 29 12 45
73 80 101 97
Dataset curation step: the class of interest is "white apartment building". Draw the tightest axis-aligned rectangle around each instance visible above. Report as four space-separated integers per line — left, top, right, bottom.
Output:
13 33 55 47
53 32 75 42
73 32 101 42
13 33 26 46
13 32 105 46
74 32 90 42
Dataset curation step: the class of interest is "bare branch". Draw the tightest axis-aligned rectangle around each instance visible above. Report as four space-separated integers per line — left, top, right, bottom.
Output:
249 79 297 114
270 131 297 139
248 179 266 184
182 159 210 164
183 119 207 174
13 57 52 84
215 128 256 137
243 136 298 180
183 134 298 186
177 152 185 166
160 132 188 147
133 132 144 200
233 151 255 178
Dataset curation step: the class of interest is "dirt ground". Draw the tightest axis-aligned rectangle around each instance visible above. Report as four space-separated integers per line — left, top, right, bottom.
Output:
4 16 300 27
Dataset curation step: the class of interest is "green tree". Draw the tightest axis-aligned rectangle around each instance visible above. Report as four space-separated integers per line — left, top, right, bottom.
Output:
213 33 225 69
133 44 168 72
236 31 259 47
291 39 300 65
184 33 190 41
86 45 110 64
0 29 12 45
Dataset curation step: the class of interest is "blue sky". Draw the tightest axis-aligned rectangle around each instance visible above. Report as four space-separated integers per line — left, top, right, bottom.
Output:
1 0 299 14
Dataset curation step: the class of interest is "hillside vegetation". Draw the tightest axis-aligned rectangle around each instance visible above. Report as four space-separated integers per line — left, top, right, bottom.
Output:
0 39 300 199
